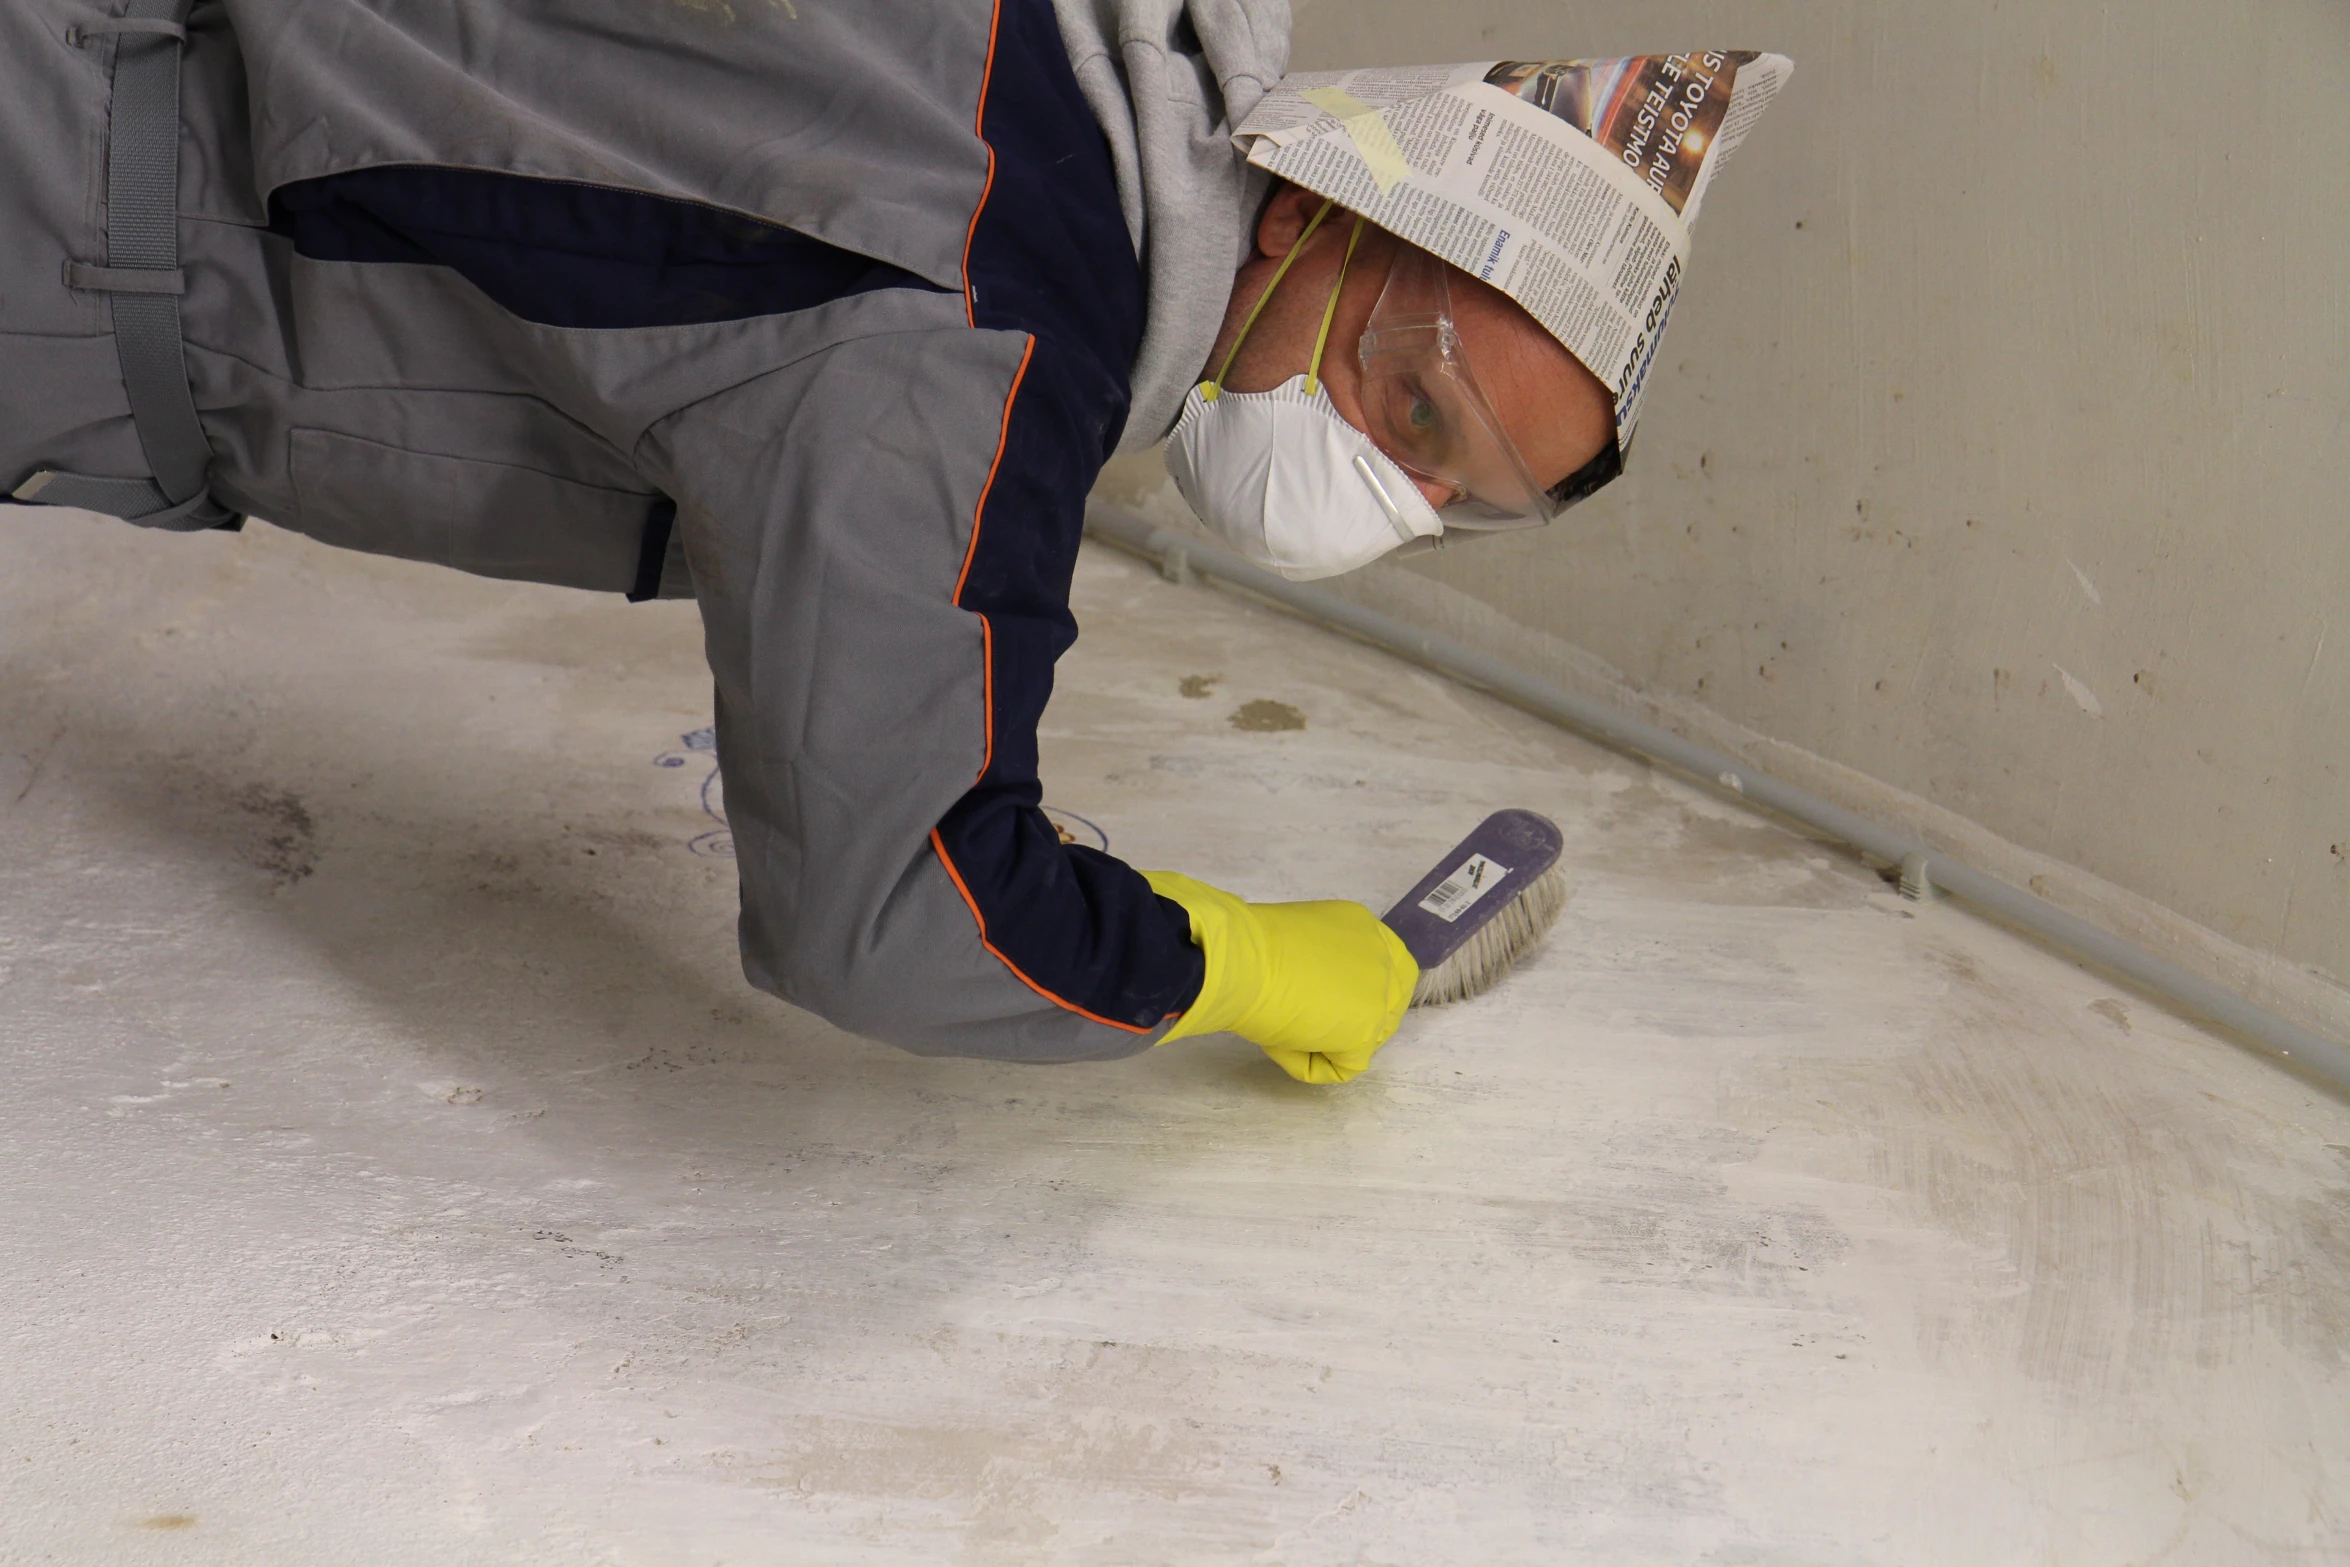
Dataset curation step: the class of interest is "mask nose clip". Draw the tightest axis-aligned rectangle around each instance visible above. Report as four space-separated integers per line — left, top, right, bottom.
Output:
1352 454 1425 544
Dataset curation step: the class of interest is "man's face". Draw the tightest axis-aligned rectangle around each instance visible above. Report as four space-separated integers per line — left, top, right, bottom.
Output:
1202 184 1616 514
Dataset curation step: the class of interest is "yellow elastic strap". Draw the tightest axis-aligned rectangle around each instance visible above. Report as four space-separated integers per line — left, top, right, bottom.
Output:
1203 198 1339 400
1302 214 1367 397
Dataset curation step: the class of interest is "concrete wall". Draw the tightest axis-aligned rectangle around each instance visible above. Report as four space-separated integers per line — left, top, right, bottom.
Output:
1142 0 2350 994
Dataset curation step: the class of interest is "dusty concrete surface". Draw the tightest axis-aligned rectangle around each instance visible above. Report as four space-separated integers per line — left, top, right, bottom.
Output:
2 512 2346 1564
1257 0 2350 984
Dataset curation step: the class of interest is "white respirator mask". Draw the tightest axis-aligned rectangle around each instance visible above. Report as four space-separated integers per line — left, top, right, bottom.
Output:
1167 200 1625 583
1164 208 1441 582
1164 378 1440 581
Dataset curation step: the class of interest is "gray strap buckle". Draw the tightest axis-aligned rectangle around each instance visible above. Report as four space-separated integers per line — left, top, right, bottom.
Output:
64 260 187 295
66 16 189 43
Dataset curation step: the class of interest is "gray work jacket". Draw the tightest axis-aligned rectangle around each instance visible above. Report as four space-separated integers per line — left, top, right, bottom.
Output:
1 0 1287 1062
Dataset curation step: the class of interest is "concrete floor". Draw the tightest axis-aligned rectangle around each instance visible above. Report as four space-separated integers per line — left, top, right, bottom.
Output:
3 510 2347 1566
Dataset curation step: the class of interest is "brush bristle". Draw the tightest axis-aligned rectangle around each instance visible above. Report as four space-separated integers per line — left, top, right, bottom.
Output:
1408 862 1572 1007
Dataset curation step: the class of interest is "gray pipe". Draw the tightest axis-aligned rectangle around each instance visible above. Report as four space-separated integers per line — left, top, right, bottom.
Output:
1084 502 2350 1099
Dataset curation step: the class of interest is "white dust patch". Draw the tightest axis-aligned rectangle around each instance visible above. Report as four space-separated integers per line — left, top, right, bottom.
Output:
2054 665 2105 718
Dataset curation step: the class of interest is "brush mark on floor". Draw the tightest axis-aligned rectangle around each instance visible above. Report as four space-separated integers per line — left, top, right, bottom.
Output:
1750 933 2350 1403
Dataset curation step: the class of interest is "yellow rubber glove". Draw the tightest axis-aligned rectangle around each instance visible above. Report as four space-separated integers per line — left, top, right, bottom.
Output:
1144 870 1418 1084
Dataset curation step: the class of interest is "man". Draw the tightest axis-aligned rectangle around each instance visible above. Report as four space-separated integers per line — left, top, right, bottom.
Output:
2 0 1615 1083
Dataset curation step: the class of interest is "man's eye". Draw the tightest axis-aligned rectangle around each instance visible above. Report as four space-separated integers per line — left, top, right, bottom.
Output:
1407 397 1439 432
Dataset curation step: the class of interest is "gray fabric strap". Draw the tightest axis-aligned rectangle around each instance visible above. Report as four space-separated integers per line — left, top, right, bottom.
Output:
104 0 219 515
12 470 172 516
12 471 221 526
13 0 237 532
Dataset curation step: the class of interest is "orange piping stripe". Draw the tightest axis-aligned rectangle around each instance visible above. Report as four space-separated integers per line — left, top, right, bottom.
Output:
931 829 1153 1033
962 0 1004 327
975 614 995 784
957 337 1028 787
939 9 1128 1036
954 333 1033 605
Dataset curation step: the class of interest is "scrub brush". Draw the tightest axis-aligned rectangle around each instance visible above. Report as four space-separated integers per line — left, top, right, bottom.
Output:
1383 810 1572 1006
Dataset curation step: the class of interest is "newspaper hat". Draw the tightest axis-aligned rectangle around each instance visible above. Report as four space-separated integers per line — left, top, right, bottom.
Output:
1234 52 1793 457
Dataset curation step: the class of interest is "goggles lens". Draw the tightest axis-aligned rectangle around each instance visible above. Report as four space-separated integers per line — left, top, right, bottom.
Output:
1356 249 1618 528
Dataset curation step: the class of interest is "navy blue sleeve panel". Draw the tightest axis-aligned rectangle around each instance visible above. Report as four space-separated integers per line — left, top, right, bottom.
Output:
639 319 1187 1063
928 325 1204 1032
927 0 1205 1036
268 167 944 330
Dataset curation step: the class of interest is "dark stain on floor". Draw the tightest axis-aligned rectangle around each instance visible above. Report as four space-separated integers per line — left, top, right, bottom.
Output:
236 785 316 885
1230 699 1306 733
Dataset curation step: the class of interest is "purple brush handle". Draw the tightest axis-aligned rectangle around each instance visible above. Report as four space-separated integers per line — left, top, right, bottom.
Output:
1381 809 1565 971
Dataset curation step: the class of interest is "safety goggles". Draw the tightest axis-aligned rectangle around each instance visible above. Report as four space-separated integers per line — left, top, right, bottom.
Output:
1355 245 1621 529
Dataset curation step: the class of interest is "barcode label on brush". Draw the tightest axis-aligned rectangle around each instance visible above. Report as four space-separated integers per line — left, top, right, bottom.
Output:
1418 853 1508 923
